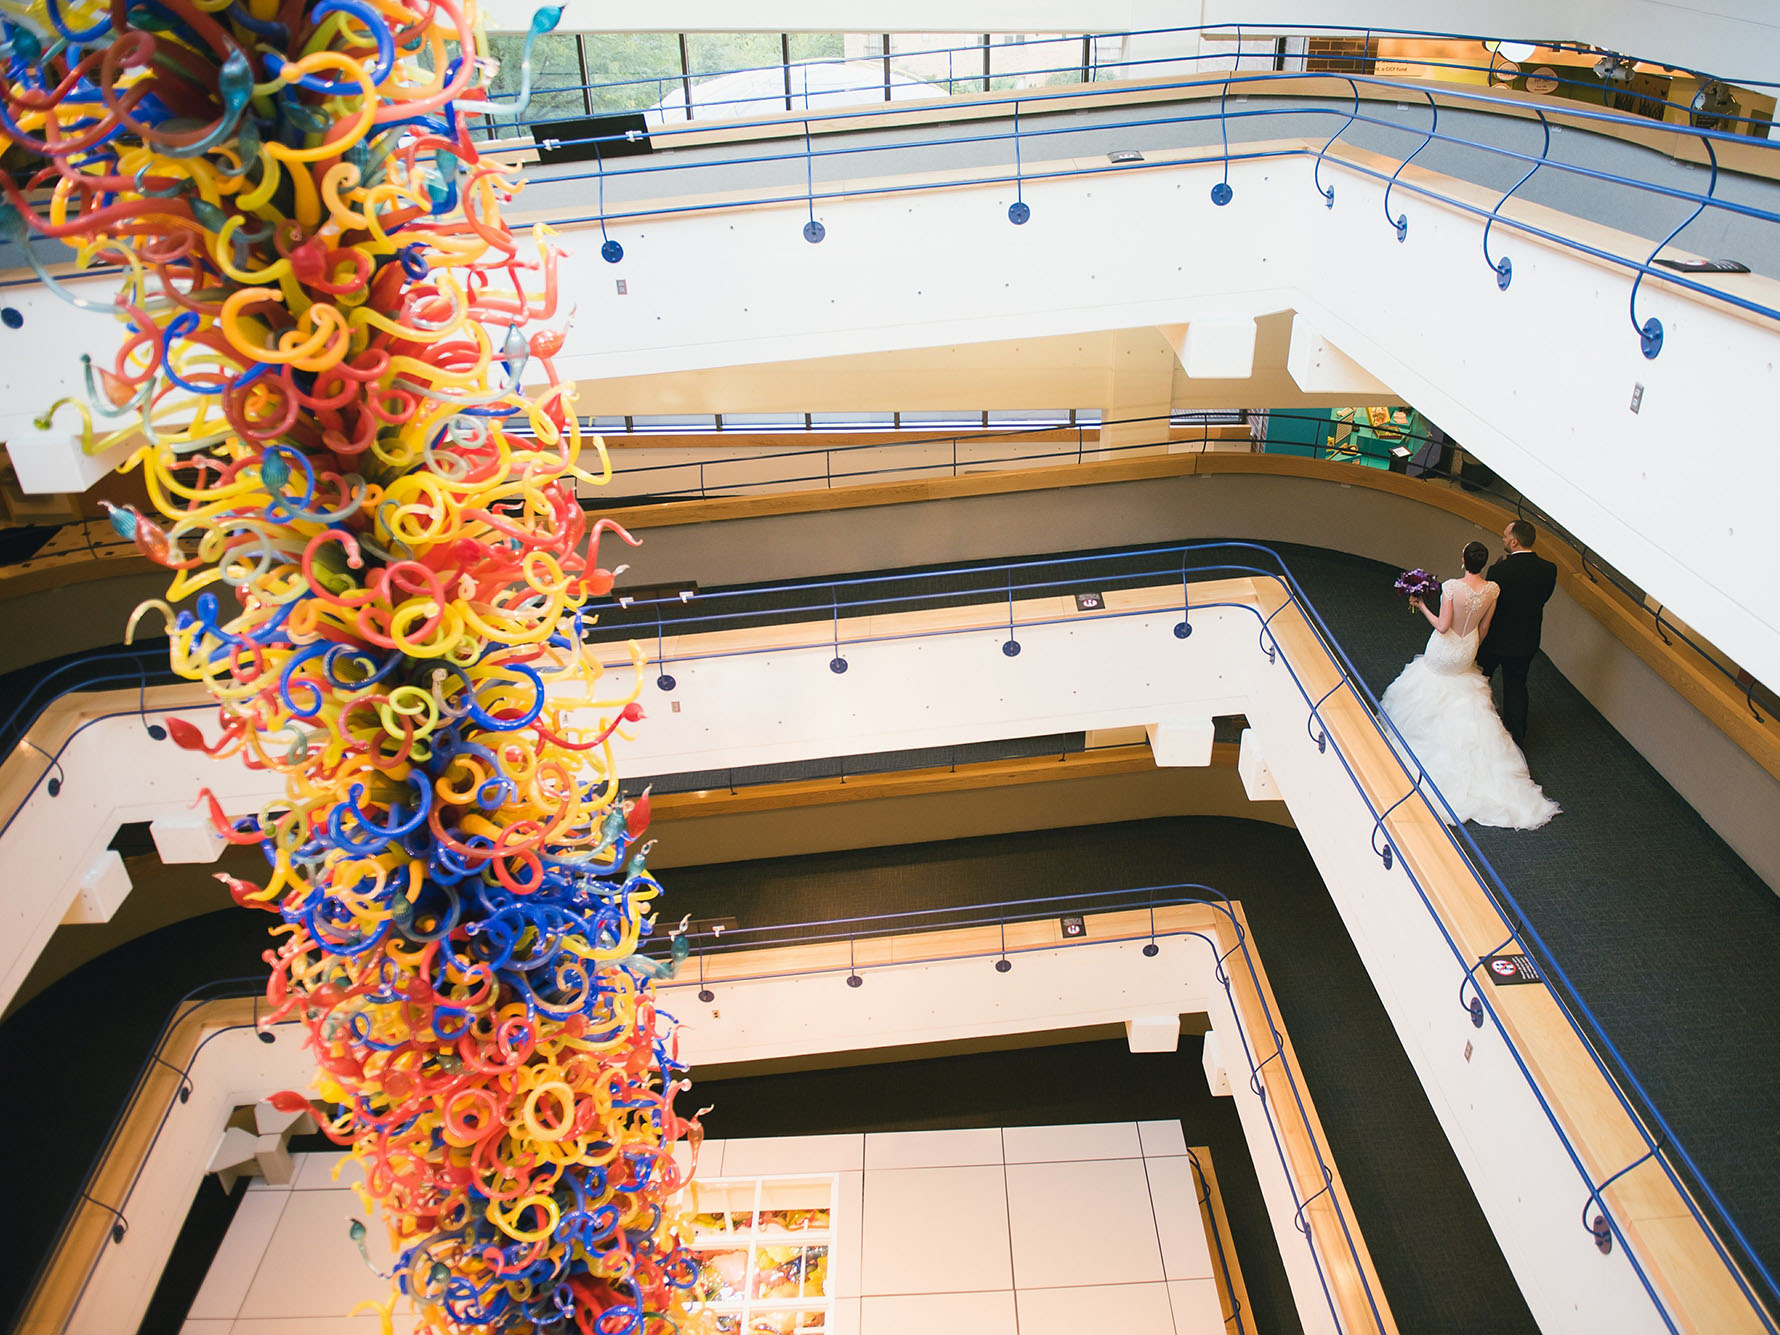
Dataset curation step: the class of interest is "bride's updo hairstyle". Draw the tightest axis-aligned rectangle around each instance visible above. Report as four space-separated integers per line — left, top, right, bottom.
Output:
1462 541 1490 573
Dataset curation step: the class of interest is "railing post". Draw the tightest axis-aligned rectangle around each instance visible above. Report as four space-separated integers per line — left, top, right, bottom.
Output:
829 589 848 674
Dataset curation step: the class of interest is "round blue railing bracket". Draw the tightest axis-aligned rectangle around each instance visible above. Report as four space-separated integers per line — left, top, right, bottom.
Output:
1381 843 1394 871
46 776 62 797
829 656 848 674
1469 995 1485 1029
1174 622 1192 639
994 958 1012 974
1008 201 1031 225
803 220 826 244
697 987 714 1003
1322 187 1335 210
1142 942 1160 957
1495 256 1512 290
846 973 863 988
147 722 167 741
600 239 623 264
1 307 22 330
1003 640 1022 658
655 674 676 692
1394 214 1409 243
1640 317 1664 360
1592 1214 1613 1254
1210 182 1234 207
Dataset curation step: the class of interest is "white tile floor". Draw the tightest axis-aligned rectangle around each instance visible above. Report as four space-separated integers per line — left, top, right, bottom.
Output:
190 1123 1228 1335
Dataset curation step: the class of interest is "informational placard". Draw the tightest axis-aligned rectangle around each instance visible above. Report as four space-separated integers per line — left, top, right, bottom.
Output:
1059 915 1088 939
1481 953 1543 986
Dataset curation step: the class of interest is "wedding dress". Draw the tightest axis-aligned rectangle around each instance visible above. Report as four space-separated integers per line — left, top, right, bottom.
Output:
1379 578 1560 830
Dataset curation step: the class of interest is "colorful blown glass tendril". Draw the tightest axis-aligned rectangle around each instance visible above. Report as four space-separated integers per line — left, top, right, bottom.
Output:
1 1 703 1331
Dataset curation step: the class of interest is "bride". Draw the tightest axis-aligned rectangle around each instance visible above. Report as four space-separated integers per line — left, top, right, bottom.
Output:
1380 541 1560 830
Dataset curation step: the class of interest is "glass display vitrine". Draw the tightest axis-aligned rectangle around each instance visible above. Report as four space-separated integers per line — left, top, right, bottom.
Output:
686 1174 838 1334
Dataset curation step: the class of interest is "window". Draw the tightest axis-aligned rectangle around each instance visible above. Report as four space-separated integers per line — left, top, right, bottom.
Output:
687 1175 837 1334
484 32 586 124
898 410 988 429
721 413 816 431
630 414 719 433
987 32 1086 89
1170 409 1248 426
808 412 895 430
580 32 683 115
683 32 791 120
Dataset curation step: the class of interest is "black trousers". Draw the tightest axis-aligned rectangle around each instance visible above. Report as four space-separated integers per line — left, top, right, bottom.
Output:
1476 646 1533 742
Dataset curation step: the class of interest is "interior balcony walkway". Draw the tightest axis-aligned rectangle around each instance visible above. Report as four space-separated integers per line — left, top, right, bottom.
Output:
0 543 1774 1335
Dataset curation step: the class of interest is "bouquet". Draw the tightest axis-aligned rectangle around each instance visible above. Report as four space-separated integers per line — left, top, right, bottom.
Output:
1394 568 1441 610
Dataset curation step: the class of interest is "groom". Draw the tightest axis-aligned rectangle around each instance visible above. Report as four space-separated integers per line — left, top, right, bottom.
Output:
1477 520 1558 744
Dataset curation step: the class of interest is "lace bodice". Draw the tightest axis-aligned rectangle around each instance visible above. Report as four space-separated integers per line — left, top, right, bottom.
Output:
1444 578 1498 639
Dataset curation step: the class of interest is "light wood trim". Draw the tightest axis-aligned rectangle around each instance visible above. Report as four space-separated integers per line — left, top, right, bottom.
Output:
608 449 1206 527
475 69 1780 183
646 742 1209 818
1191 1147 1258 1335
6 447 1774 789
19 996 259 1335
641 576 1761 1332
1248 579 1764 1335
1192 453 1780 781
606 451 1780 784
693 900 1396 1335
23 906 1387 1335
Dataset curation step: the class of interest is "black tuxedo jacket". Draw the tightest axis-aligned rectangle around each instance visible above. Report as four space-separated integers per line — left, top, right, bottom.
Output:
1481 551 1557 658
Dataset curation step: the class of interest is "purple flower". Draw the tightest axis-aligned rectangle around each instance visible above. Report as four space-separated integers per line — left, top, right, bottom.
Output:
1394 567 1441 599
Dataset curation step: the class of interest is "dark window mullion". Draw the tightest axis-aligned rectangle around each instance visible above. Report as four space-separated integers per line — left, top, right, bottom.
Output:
678 33 693 122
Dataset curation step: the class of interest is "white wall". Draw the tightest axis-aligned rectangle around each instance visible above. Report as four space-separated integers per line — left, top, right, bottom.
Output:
69 937 1324 1335
4 593 1713 1332
65 1017 313 1335
14 146 1776 691
190 1125 1228 1335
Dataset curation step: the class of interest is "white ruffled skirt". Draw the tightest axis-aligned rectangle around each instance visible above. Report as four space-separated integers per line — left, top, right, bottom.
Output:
1379 632 1560 830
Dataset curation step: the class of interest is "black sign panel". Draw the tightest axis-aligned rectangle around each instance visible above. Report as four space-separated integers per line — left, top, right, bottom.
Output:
1481 953 1543 986
1074 592 1105 612
531 114 653 166
1059 915 1088 939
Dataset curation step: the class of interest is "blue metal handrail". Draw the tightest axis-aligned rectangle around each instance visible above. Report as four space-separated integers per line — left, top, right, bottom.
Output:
489 55 1780 355
489 24 1778 136
569 406 1772 719
24 886 1383 1334
3 544 1775 1329
582 540 1777 1330
9 975 282 1333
